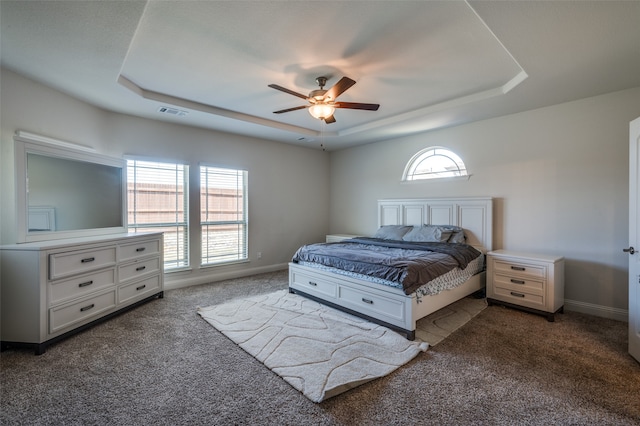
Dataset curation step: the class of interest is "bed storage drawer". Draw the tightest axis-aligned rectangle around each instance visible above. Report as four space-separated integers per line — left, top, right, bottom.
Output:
289 263 411 331
338 285 405 323
289 268 338 299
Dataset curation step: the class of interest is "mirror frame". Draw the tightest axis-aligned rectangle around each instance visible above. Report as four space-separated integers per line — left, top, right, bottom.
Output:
14 131 127 243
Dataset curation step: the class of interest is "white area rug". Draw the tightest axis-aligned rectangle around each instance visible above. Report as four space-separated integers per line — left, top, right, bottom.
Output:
198 290 484 402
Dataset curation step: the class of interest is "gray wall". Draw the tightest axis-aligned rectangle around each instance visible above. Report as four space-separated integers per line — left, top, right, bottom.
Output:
3 65 640 318
1 69 330 289
329 87 640 319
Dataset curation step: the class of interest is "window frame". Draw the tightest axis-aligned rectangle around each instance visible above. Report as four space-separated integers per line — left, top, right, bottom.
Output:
402 146 469 181
199 164 249 267
126 158 190 271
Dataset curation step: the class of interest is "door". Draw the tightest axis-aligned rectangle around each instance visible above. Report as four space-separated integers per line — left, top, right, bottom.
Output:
628 116 640 363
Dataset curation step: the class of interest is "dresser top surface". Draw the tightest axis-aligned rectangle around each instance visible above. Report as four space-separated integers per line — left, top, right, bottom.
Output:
488 249 564 263
0 232 163 251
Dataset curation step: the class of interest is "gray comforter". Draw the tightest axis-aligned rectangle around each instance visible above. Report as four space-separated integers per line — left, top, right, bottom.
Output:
292 237 481 295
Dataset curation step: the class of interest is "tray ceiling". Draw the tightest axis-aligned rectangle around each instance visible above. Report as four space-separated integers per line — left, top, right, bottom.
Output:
1 1 639 150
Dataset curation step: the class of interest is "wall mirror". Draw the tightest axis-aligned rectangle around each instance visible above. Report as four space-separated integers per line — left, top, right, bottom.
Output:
14 131 127 243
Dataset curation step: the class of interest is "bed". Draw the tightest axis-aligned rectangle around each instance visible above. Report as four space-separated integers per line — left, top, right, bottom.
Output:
288 197 493 340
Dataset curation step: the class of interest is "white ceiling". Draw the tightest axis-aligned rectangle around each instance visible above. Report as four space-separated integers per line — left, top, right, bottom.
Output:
1 1 639 150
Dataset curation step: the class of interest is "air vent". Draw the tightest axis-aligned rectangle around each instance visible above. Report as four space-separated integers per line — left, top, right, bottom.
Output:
157 106 188 117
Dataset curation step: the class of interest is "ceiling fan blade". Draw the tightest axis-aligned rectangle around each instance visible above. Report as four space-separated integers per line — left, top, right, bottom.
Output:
273 105 308 114
334 102 380 111
324 115 336 124
323 77 356 101
268 84 309 100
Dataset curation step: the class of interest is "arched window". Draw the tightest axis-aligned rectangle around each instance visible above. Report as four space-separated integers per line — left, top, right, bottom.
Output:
402 147 468 181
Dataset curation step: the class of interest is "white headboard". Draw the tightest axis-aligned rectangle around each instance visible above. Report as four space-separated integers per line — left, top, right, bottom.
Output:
378 197 493 252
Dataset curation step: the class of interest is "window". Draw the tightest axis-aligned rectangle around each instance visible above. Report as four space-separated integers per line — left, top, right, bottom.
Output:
127 160 189 270
200 165 248 265
403 147 468 181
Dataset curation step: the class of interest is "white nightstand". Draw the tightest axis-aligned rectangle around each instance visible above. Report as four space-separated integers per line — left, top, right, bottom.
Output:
325 234 361 243
487 250 565 321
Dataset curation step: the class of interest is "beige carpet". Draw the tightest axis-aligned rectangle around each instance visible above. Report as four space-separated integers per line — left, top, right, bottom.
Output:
415 295 487 345
198 290 484 402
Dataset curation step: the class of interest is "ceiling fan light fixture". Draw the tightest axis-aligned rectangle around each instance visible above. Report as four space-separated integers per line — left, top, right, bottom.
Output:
308 103 335 120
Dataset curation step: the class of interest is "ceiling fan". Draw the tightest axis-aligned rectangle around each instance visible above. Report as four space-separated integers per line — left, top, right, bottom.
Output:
268 76 379 124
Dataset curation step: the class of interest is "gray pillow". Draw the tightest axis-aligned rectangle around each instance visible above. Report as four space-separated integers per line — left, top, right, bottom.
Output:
373 225 413 240
402 225 452 242
437 225 466 243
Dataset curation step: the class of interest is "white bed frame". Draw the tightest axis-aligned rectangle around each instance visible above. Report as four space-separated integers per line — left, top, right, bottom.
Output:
288 197 493 340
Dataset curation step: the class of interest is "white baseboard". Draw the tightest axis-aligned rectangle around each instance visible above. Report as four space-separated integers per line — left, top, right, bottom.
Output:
164 263 288 291
564 299 628 322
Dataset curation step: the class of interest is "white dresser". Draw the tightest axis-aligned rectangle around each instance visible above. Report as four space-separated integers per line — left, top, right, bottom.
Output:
1 232 164 354
487 250 564 321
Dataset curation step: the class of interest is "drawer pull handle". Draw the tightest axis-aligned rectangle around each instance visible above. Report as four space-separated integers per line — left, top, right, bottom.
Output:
136 284 146 291
308 281 317 286
510 292 526 298
136 266 146 271
136 247 146 252
78 280 94 288
81 257 95 263
80 303 95 312
510 279 525 285
510 266 525 271
362 298 374 304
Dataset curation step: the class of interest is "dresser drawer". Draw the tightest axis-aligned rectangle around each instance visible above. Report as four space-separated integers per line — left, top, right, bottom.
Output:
290 270 338 299
49 268 116 305
119 239 161 262
493 286 545 310
118 275 162 304
49 246 117 280
493 260 546 279
49 289 116 333
338 285 405 323
493 273 544 293
119 257 161 282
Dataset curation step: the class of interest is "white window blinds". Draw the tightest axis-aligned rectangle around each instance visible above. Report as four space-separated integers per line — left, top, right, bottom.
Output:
200 165 248 265
127 160 189 269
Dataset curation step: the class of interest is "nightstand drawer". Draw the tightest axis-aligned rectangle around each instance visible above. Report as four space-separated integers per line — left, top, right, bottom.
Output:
493 274 544 293
493 286 544 309
493 260 546 279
